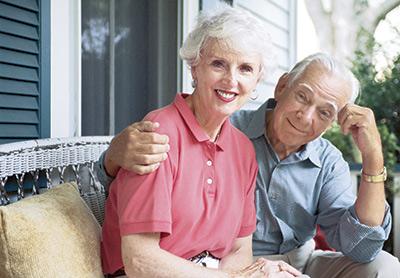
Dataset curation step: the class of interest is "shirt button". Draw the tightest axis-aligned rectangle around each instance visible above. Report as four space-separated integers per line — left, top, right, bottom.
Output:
206 160 212 166
206 178 213 185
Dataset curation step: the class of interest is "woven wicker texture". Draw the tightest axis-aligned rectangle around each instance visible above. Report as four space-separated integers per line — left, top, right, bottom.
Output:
0 136 112 225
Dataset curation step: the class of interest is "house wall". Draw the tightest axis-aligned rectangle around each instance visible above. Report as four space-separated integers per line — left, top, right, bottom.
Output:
235 0 297 110
50 0 81 137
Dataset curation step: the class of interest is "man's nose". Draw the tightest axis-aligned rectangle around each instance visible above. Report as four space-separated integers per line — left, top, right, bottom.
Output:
297 106 315 122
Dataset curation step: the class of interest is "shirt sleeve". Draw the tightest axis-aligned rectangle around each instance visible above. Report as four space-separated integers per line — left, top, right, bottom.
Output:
94 151 115 193
316 156 392 263
238 156 258 237
114 155 175 236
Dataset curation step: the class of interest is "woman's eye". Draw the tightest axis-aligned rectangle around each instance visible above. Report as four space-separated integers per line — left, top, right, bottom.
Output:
211 60 224 68
240 65 253 73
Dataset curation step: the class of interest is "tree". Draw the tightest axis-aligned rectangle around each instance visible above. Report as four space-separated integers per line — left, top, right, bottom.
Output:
304 0 400 65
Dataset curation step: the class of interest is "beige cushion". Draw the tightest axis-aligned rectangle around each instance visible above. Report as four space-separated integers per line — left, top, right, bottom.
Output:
0 182 103 278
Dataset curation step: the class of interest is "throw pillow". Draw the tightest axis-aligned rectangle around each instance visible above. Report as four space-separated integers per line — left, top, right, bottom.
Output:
0 182 103 278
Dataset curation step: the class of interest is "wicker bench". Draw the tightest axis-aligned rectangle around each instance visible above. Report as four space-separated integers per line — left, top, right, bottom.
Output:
0 136 113 278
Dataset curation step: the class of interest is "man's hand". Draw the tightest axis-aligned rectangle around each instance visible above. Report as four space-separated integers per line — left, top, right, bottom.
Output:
338 104 383 172
339 103 386 227
104 121 170 176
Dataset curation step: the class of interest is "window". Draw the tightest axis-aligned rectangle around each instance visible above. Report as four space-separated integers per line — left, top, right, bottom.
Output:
81 0 178 136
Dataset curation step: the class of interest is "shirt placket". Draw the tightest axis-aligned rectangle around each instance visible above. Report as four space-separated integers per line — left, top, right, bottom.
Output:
268 163 292 253
204 142 216 197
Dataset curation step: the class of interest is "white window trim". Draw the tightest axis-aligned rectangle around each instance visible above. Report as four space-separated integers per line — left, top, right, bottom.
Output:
177 0 199 93
51 0 82 137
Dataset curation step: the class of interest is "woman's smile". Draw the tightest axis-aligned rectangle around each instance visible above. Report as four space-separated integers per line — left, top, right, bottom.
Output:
215 89 238 103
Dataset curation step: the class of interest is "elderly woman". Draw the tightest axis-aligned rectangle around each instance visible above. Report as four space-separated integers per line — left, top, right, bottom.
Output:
101 5 301 278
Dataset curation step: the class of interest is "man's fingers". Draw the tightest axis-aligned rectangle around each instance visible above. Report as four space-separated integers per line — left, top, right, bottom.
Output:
340 114 363 135
131 163 161 175
135 142 170 155
132 121 160 132
137 132 169 145
134 153 167 165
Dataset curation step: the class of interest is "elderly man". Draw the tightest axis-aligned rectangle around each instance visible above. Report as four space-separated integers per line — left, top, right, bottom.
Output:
96 53 400 277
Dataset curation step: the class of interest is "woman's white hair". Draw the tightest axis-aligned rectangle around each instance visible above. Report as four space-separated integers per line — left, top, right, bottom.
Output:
287 53 360 103
179 3 276 80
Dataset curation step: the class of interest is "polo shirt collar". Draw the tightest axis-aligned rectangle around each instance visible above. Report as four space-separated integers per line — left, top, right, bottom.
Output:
173 93 231 151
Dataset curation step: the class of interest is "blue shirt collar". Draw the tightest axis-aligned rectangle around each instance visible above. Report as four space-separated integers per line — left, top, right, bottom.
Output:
243 99 275 140
298 139 322 168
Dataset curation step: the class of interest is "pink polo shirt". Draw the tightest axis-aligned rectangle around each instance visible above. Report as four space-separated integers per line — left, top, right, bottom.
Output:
101 94 258 274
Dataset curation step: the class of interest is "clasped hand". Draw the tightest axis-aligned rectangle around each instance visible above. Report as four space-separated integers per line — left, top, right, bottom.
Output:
229 258 303 278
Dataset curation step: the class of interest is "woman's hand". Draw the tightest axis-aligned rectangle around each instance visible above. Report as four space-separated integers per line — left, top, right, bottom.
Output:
229 258 303 278
228 259 266 277
261 258 302 277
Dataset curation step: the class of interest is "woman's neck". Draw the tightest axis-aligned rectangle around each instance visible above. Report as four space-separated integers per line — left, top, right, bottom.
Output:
185 93 227 142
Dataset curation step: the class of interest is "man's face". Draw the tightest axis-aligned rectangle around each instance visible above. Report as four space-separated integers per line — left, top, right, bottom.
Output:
271 63 352 150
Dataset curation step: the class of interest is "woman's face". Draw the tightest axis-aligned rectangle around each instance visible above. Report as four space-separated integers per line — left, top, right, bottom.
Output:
191 39 262 117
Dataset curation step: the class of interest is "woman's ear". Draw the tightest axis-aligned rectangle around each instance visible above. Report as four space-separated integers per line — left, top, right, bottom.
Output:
274 73 289 99
190 66 197 81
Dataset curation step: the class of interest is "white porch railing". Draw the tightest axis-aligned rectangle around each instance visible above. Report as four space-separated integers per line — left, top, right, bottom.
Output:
350 168 400 259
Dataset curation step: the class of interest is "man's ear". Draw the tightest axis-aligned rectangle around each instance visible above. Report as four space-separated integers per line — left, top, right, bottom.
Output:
274 73 289 99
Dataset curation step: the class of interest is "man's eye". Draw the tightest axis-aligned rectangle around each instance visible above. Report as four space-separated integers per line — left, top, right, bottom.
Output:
319 110 332 120
296 92 307 102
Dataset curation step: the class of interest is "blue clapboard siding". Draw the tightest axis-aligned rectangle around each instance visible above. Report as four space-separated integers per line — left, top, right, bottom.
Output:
0 0 50 143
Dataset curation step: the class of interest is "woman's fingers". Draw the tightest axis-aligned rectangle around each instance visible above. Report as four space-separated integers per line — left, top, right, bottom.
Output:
258 259 303 277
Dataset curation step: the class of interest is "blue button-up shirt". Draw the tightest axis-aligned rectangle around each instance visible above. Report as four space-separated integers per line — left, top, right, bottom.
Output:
230 99 392 263
96 99 392 263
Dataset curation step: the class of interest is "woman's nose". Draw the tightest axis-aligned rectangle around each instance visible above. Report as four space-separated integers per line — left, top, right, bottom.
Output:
224 70 238 87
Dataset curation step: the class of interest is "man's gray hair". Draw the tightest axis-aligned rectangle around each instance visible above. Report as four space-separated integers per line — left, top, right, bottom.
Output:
179 3 276 79
287 53 360 103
